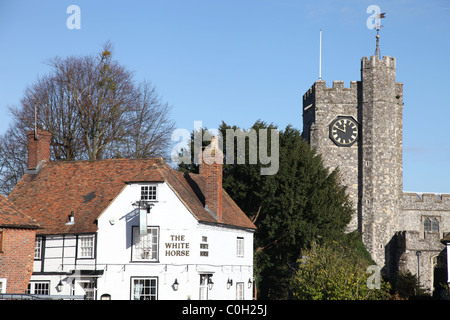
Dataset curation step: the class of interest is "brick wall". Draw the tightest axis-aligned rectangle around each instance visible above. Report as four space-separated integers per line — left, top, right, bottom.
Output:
0 228 36 293
199 136 223 222
26 130 51 170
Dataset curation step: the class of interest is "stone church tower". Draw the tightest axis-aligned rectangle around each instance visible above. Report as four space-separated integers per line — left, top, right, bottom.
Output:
302 55 403 273
302 54 450 295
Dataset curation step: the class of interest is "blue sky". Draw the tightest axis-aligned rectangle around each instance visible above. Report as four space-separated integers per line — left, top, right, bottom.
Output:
0 0 449 193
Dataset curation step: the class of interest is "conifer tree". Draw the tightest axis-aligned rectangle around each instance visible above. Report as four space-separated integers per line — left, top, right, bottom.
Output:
177 121 355 299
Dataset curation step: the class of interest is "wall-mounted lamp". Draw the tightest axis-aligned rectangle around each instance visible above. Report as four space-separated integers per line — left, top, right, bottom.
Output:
56 280 64 292
227 278 233 289
208 278 214 290
173 279 179 291
248 278 253 289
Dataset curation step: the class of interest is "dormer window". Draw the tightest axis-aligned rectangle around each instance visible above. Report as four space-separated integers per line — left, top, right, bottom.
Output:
141 185 157 201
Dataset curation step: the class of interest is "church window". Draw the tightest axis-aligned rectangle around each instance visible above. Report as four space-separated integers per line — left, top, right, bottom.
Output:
424 218 431 232
432 218 439 232
424 217 439 232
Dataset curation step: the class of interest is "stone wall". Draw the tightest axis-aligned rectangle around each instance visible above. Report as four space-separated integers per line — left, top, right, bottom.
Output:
359 56 403 271
395 230 446 293
302 55 450 294
302 80 360 231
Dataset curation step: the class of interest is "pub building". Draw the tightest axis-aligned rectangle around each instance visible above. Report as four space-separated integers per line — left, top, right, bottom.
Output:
8 131 256 300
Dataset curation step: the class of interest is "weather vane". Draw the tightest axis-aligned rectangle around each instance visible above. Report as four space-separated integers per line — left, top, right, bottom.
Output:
375 12 386 59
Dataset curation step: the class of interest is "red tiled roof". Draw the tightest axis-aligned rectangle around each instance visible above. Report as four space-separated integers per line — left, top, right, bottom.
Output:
0 194 40 229
9 158 255 235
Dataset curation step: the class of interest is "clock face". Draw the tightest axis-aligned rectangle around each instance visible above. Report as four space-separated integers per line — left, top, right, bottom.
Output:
329 117 359 147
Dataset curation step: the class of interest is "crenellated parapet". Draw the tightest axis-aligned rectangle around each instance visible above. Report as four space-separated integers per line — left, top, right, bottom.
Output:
361 55 396 69
303 80 359 104
402 192 450 211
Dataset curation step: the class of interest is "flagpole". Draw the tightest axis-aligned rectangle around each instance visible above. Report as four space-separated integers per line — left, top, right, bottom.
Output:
319 29 322 80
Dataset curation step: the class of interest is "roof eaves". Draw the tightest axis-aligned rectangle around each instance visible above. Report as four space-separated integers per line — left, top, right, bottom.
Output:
0 224 42 230
197 220 257 232
94 184 128 223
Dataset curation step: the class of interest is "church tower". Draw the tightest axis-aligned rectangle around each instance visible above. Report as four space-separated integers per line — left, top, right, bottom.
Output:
302 55 403 273
359 56 403 271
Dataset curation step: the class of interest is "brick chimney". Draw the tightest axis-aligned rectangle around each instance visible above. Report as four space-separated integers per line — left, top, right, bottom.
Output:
199 136 223 223
26 130 51 170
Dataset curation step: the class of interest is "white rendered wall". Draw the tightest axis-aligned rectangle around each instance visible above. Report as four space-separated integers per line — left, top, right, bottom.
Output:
29 182 254 299
95 182 254 300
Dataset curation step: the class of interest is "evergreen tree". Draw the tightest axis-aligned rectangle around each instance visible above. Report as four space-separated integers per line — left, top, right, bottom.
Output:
177 121 355 299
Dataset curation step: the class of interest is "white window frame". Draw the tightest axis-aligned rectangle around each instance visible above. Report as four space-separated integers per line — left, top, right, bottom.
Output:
0 279 7 293
78 279 96 300
140 185 158 202
236 237 244 258
132 226 159 261
34 236 43 260
77 234 95 259
26 281 50 295
131 277 158 300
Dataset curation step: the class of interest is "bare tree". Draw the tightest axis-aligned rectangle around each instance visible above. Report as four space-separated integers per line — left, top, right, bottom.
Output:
105 81 175 159
0 43 175 195
0 126 27 195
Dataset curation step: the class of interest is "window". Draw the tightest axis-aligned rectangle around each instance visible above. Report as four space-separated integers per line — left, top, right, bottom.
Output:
141 185 157 201
133 227 159 261
424 218 431 231
34 237 43 259
78 235 95 258
26 281 50 295
79 280 96 300
132 278 158 300
236 237 244 258
0 279 7 293
432 218 439 232
236 282 244 300
424 217 439 233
